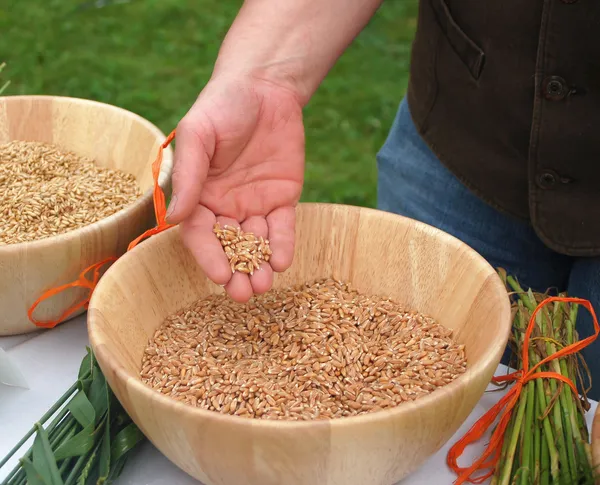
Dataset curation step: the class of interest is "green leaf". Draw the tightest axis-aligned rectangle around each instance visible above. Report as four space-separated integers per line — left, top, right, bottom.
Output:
106 456 128 483
53 423 96 461
87 372 108 424
68 392 96 428
110 423 145 463
96 388 112 483
78 348 93 380
32 424 64 485
78 376 93 395
21 456 51 485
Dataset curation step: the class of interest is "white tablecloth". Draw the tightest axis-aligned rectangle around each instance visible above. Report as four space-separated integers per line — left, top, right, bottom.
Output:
1 315 597 484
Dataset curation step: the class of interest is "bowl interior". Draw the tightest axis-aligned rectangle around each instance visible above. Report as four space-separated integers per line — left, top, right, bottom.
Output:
0 95 166 191
90 203 510 379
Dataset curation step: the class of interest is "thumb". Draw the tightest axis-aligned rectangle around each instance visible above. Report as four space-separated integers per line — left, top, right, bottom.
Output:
166 114 215 224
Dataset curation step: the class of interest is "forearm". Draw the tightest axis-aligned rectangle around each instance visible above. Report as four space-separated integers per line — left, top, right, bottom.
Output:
211 0 384 105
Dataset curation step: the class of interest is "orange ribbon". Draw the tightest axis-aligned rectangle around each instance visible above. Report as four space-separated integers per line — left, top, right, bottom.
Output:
447 296 599 484
27 129 176 328
127 129 176 251
27 257 117 329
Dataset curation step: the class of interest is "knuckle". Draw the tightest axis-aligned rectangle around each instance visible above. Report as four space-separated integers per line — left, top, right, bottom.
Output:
170 163 186 191
176 116 195 136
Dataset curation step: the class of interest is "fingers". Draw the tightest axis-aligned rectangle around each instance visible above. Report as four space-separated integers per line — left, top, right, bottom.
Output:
166 113 215 224
266 206 296 272
225 272 254 304
180 206 231 286
241 216 274 295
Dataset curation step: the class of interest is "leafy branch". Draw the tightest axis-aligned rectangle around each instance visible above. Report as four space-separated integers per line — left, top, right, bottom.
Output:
0 348 146 485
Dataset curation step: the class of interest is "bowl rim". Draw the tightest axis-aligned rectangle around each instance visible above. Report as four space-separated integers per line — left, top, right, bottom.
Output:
0 94 174 253
88 202 512 430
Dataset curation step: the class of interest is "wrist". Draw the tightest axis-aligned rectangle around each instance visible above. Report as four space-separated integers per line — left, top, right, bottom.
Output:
211 52 312 108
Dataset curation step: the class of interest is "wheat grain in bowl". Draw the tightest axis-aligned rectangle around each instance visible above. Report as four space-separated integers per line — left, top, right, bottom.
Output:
140 277 467 421
0 140 142 245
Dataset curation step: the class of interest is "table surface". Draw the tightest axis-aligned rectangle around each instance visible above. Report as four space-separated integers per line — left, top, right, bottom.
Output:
1 315 597 485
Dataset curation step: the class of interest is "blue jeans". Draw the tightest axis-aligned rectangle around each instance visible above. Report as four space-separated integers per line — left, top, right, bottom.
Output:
377 98 600 400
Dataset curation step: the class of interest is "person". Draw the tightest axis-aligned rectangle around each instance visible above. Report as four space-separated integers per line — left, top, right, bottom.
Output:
164 1 600 398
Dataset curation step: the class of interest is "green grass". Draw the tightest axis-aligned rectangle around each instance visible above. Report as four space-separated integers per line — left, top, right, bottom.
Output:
0 0 417 208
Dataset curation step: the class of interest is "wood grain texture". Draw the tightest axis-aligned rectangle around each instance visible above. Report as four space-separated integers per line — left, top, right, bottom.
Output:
88 203 512 485
0 95 173 335
592 405 600 483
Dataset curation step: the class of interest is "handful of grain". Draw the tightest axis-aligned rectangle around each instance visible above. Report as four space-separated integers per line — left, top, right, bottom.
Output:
0 140 142 244
140 278 467 421
213 223 272 274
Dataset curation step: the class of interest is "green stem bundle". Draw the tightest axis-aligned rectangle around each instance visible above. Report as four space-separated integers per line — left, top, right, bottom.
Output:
0 348 146 485
492 274 596 484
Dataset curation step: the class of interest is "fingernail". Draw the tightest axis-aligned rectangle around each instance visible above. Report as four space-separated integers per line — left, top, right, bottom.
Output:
165 195 177 220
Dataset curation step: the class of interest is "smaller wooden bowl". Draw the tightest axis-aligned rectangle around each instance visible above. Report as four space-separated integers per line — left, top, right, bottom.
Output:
592 405 600 483
89 203 512 485
0 95 173 335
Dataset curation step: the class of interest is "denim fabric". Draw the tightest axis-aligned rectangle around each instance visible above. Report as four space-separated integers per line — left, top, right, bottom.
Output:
376 98 600 400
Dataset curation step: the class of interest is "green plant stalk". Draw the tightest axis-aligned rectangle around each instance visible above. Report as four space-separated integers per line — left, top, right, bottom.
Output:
529 295 570 484
550 301 593 482
531 341 560 480
514 305 536 485
566 304 595 473
557 302 595 481
50 419 79 452
567 305 578 381
542 356 571 482
492 302 522 482
540 433 550 485
518 380 536 485
498 385 529 484
506 276 535 312
536 380 551 485
546 302 578 482
533 381 542 484
494 414 515 481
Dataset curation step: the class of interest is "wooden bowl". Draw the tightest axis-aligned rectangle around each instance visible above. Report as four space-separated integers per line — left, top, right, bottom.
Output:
0 95 173 335
592 405 600 483
88 203 511 485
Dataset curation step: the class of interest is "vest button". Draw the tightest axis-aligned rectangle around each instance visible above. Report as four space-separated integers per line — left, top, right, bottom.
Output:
537 171 557 189
543 76 569 100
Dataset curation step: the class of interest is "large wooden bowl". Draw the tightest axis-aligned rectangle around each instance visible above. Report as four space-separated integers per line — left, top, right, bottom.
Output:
88 203 511 485
0 95 173 335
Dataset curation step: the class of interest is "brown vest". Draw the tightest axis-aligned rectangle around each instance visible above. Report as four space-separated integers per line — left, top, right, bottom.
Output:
406 0 600 257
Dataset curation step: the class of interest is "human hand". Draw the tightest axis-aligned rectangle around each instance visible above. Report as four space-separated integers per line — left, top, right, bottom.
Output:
166 75 305 302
